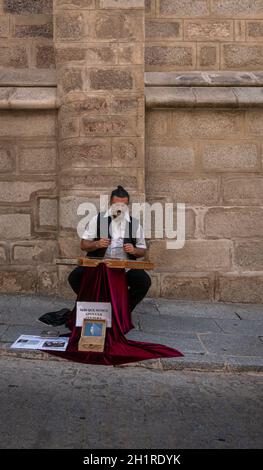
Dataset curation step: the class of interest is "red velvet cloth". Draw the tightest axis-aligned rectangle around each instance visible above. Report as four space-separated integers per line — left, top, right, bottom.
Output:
48 263 183 365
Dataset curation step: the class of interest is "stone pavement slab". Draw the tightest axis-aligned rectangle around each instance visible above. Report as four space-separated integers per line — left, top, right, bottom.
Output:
0 294 263 372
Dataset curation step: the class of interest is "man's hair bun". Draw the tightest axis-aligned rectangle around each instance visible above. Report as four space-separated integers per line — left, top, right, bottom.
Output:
110 185 130 201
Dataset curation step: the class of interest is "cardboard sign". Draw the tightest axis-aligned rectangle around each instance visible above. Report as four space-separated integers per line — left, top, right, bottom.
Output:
76 301 112 328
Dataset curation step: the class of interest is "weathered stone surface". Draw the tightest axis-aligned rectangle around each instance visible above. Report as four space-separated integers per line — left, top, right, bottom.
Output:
61 171 138 191
94 11 143 41
4 0 52 14
0 214 31 239
211 0 263 18
19 146 57 172
159 0 209 17
0 181 55 203
89 68 133 90
0 147 15 172
12 241 58 263
146 45 194 67
222 44 263 69
146 110 169 137
247 21 263 40
111 95 143 115
185 20 232 41
55 13 85 40
204 208 263 238
147 176 219 204
0 17 9 38
0 47 28 68
234 241 263 270
39 199 58 227
160 274 214 300
202 143 259 172
59 196 98 230
218 275 263 303
198 45 218 67
146 20 182 40
98 0 144 8
148 240 232 271
246 110 263 135
55 0 95 8
60 117 80 139
112 137 144 167
223 176 263 204
60 69 83 94
80 115 139 137
0 245 7 263
36 46 55 68
0 111 56 137
0 268 37 293
147 144 196 172
37 265 58 295
118 43 144 65
61 95 109 115
60 139 111 168
171 109 242 138
13 15 53 38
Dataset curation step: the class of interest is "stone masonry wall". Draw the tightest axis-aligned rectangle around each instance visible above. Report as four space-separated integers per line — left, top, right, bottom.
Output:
146 105 263 303
0 0 55 71
145 0 263 71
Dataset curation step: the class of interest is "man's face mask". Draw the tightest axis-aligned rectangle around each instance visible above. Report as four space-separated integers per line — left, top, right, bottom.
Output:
110 202 129 220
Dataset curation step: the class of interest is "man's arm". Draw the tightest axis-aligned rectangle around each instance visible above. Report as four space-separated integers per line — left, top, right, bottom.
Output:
80 238 110 253
123 244 146 258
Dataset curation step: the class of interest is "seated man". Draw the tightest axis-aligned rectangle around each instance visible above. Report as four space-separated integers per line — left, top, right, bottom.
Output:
38 186 151 327
68 185 151 312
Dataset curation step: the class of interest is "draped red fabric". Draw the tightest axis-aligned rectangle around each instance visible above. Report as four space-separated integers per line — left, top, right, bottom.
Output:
48 263 183 365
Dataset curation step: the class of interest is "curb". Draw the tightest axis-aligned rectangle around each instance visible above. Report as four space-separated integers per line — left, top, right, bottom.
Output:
1 346 263 373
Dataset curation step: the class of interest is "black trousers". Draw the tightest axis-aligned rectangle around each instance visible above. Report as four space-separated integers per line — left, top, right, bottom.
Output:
68 266 151 312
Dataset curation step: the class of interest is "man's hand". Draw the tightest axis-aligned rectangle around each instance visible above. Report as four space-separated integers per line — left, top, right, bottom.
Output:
96 238 111 249
123 243 135 255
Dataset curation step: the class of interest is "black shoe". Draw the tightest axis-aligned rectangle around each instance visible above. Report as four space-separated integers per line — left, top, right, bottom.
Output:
38 308 72 327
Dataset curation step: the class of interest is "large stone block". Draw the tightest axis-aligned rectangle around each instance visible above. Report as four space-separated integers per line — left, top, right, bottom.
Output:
202 143 259 172
0 16 9 38
60 170 138 191
19 146 57 173
112 137 144 167
147 176 219 204
0 111 56 137
211 0 263 18
0 181 55 203
39 199 58 227
160 273 214 300
0 214 31 239
0 46 28 68
4 0 52 14
247 21 263 40
146 20 182 41
60 139 111 168
55 0 95 8
223 176 263 204
147 144 196 172
204 208 263 238
145 45 195 68
59 196 96 230
36 45 55 68
218 275 263 303
146 110 169 138
55 12 85 40
80 115 140 137
60 94 109 115
94 11 143 41
12 240 58 263
148 240 232 271
222 44 263 69
98 0 144 9
234 241 263 270
117 43 144 65
197 44 218 67
60 69 83 94
171 109 242 138
184 20 233 41
0 245 7 264
13 14 53 38
89 68 133 90
0 268 37 294
0 147 15 173
111 94 143 115
245 110 263 135
159 0 209 17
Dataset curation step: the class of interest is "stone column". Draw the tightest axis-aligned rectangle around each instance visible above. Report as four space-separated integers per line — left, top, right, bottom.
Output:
53 0 145 296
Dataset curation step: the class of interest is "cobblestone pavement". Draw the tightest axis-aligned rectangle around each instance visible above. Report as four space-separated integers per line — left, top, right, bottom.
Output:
0 356 262 449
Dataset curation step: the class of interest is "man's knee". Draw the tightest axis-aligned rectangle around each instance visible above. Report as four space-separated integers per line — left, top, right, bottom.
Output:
127 269 151 291
68 266 84 294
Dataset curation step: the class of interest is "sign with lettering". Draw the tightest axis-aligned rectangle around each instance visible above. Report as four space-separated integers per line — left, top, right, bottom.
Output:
76 302 112 328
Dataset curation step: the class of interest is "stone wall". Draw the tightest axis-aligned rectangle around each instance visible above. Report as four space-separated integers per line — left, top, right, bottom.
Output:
0 0 55 71
145 80 263 303
145 0 263 71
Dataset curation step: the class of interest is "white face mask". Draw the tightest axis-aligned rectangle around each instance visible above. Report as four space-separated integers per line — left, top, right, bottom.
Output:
110 202 129 221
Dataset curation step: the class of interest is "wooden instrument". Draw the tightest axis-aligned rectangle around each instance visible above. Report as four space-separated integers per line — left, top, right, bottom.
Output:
56 257 154 270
